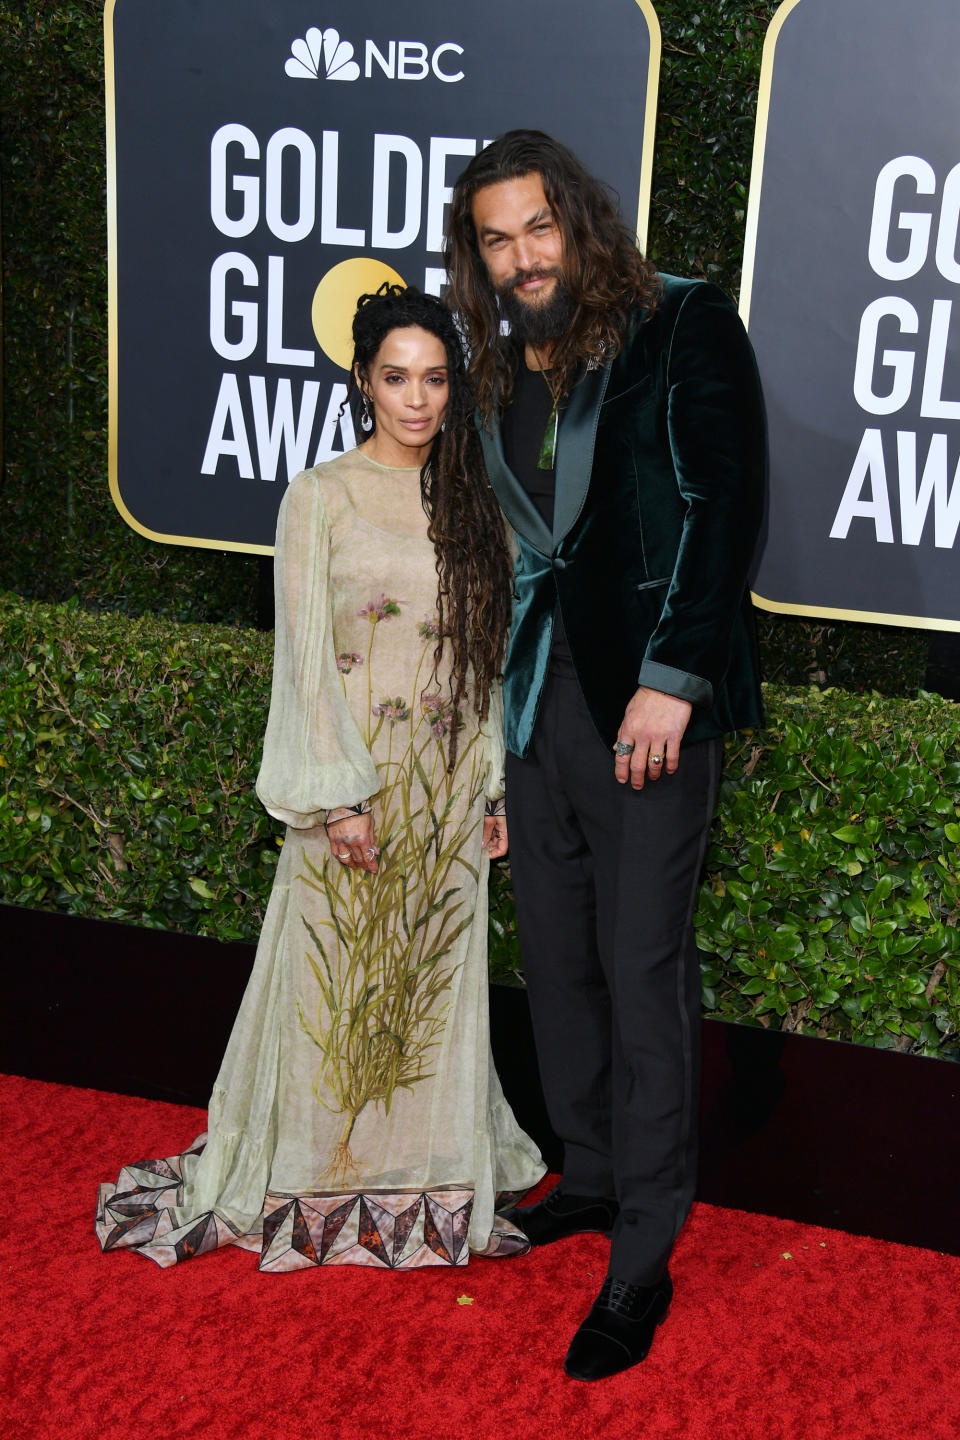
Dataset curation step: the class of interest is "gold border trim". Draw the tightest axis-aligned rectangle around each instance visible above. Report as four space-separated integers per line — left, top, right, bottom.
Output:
750 588 960 633
739 0 805 327
633 0 662 254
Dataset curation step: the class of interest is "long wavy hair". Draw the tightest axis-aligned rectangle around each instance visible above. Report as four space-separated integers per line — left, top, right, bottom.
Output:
347 284 511 767
446 129 662 418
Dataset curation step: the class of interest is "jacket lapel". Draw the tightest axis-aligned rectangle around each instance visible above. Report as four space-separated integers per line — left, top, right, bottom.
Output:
552 361 611 545
478 356 612 554
477 416 553 555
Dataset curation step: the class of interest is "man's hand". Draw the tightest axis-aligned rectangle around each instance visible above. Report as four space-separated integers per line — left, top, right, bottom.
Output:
614 687 693 789
327 811 379 872
482 814 509 860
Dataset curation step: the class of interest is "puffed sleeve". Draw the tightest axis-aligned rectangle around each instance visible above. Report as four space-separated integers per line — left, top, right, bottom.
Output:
256 471 380 828
480 679 506 803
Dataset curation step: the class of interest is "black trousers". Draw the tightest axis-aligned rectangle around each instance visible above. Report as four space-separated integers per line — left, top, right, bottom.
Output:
506 667 722 1285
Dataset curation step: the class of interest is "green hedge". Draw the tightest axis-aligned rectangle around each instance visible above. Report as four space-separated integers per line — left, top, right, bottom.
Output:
1 593 278 940
4 594 958 1059
699 690 960 1058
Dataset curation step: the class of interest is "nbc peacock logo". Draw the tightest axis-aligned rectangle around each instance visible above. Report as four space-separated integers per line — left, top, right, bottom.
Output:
286 27 360 81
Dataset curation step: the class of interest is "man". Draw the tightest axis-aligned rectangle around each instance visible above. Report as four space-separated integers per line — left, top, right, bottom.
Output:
446 131 765 1381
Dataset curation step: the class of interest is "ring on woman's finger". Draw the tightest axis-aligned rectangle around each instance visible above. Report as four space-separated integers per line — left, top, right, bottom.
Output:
649 753 663 765
614 740 635 756
365 848 377 859
337 850 351 860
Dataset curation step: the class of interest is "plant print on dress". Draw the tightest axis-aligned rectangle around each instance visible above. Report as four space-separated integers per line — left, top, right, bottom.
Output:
298 595 485 1187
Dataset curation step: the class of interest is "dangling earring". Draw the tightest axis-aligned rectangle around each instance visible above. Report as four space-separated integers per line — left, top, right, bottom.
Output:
360 395 373 432
440 419 446 432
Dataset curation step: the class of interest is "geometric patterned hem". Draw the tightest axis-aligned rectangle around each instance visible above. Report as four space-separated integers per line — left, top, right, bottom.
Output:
95 1135 531 1271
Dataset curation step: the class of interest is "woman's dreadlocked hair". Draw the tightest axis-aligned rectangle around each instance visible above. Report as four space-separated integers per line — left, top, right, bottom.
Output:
346 283 512 768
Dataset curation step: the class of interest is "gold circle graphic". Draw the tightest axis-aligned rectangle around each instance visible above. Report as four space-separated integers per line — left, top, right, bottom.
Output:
311 258 407 370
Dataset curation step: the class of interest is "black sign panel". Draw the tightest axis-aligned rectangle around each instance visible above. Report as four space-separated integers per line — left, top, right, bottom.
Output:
106 0 659 553
743 0 960 630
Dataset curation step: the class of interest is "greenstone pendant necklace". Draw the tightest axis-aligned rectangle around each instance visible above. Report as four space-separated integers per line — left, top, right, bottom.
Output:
537 406 559 471
533 348 561 470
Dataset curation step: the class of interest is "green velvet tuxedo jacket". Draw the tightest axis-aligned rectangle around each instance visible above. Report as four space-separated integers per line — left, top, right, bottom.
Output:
478 274 766 758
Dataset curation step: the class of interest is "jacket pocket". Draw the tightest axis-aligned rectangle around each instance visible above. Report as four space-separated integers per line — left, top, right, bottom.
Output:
635 576 670 592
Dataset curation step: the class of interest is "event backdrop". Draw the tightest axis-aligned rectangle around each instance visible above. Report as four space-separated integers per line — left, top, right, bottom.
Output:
743 0 960 630
106 0 659 553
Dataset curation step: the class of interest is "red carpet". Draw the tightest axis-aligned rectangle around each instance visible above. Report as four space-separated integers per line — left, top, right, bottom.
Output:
2 1073 959 1440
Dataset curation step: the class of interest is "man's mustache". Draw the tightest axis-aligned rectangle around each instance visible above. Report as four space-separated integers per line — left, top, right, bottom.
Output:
497 265 564 293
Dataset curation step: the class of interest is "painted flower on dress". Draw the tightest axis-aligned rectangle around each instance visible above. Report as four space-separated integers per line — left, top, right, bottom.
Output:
336 652 364 674
418 615 441 639
358 594 403 623
372 696 410 724
421 692 464 740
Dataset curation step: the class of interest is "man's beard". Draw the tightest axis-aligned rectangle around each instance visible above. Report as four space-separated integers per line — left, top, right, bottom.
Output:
496 269 578 347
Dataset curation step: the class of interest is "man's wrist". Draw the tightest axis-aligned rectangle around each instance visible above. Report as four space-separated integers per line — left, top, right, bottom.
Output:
637 661 712 709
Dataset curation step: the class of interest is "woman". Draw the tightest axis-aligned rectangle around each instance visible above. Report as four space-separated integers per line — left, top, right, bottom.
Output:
96 285 545 1271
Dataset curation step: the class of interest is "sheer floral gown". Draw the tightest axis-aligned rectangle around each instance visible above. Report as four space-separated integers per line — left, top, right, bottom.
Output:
96 452 545 1271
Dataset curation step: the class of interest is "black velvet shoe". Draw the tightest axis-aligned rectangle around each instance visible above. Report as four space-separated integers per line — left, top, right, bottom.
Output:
499 1184 618 1246
564 1272 673 1380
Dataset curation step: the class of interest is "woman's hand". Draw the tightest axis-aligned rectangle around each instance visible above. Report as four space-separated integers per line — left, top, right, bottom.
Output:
327 812 379 873
482 814 508 860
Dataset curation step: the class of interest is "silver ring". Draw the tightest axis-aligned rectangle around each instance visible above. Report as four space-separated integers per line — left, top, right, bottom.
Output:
614 741 635 756
337 851 350 860
649 753 663 765
365 848 377 859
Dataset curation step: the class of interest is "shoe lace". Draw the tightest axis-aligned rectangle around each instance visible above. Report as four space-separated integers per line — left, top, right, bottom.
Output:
598 1277 641 1314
